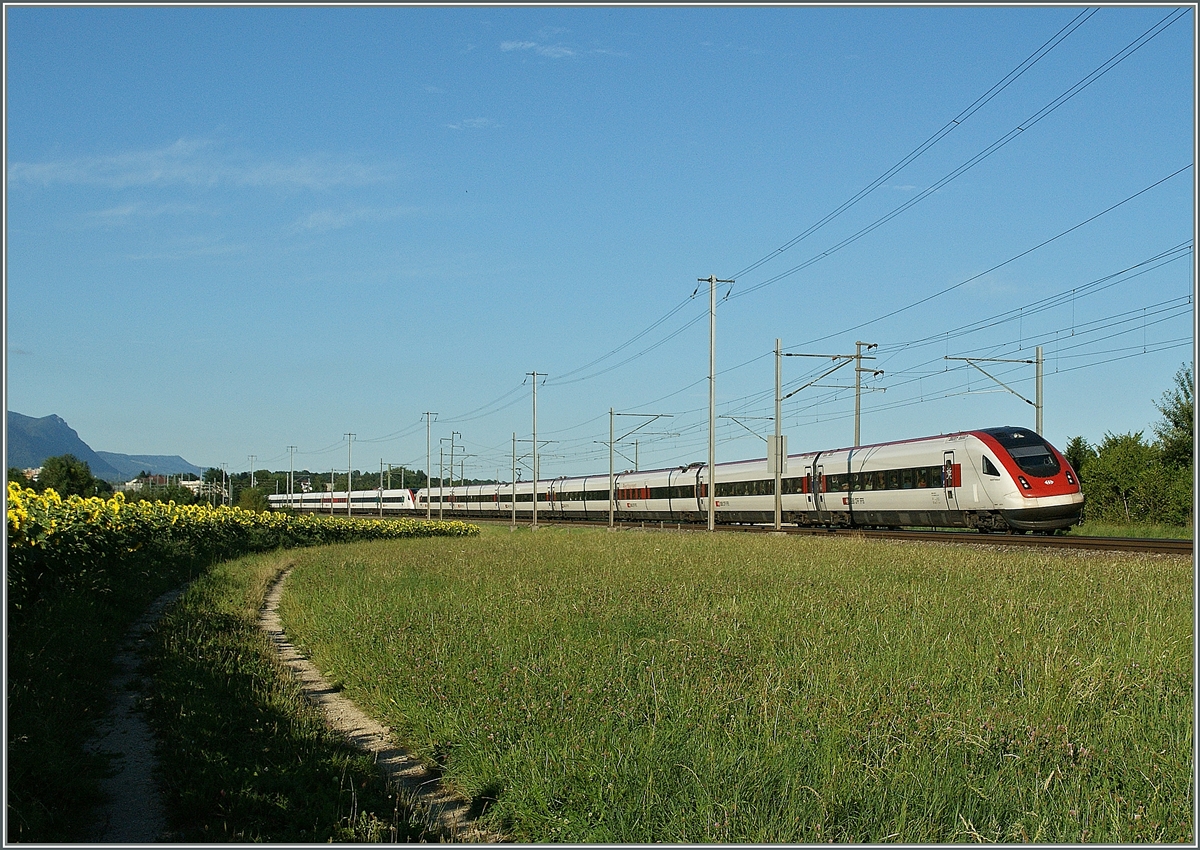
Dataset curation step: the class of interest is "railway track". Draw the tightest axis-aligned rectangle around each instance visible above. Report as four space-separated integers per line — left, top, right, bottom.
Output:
468 516 1193 556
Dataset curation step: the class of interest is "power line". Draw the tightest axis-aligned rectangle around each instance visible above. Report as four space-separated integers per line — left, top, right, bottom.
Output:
781 165 1193 349
730 6 1099 281
732 9 1188 303
536 9 1106 392
544 10 1187 396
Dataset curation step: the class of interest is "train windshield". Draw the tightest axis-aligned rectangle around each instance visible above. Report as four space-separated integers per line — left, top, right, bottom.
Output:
982 428 1060 477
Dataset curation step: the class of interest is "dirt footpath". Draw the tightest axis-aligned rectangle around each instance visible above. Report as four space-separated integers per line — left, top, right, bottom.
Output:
260 568 502 843
86 572 500 843
84 587 183 843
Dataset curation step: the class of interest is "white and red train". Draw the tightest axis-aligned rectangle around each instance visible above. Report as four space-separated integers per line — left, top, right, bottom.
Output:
267 427 1084 533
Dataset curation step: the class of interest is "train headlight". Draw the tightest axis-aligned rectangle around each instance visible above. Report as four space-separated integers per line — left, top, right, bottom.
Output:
1065 470 1076 485
1017 476 1031 490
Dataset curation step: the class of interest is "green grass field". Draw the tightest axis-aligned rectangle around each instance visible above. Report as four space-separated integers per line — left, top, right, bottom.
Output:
1068 520 1194 539
276 526 1192 842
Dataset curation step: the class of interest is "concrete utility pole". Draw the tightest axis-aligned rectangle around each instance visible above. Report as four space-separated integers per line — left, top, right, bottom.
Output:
286 446 297 509
330 469 335 515
780 348 882 447
380 459 384 517
527 372 544 531
607 410 674 530
774 339 784 531
344 433 354 516
1036 345 1044 435
423 412 437 519
853 341 880 447
512 433 517 529
248 455 256 490
699 275 734 532
944 350 1044 434
439 443 445 520
449 431 461 509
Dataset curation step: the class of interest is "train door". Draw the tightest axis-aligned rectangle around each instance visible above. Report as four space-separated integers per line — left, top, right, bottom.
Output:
943 451 958 515
812 458 830 525
803 462 815 524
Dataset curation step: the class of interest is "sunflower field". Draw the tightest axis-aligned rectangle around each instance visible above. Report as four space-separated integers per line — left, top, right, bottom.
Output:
6 482 476 615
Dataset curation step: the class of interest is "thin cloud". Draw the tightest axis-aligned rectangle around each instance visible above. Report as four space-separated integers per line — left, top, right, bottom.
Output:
85 202 208 225
291 205 418 233
127 234 244 261
446 117 497 130
8 138 396 191
500 40 575 58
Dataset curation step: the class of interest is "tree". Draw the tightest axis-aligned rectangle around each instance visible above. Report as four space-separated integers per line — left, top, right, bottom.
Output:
1153 362 1194 470
1063 436 1096 479
7 467 32 488
123 484 201 506
37 454 108 498
236 487 269 512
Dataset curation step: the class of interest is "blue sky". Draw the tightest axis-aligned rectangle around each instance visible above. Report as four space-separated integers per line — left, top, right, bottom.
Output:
5 5 1195 482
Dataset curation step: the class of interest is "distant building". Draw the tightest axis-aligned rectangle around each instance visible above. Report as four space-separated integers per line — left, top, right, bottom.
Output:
120 474 166 491
179 479 222 496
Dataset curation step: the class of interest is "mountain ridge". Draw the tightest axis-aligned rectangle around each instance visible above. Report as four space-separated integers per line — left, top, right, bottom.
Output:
6 411 203 482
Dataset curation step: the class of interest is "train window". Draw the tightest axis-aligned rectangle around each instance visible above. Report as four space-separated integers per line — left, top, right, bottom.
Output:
1007 446 1060 477
981 456 1001 477
981 427 1061 476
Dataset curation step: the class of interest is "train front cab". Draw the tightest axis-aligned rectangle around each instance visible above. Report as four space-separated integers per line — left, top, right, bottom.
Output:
972 427 1083 532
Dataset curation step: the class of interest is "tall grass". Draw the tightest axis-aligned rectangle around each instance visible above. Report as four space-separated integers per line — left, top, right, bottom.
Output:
279 527 1193 842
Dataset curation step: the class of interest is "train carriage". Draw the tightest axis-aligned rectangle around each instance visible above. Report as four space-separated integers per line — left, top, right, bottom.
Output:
274 426 1082 533
268 487 418 513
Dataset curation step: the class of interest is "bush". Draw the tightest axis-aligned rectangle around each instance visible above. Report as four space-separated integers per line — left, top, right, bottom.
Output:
1080 432 1192 525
